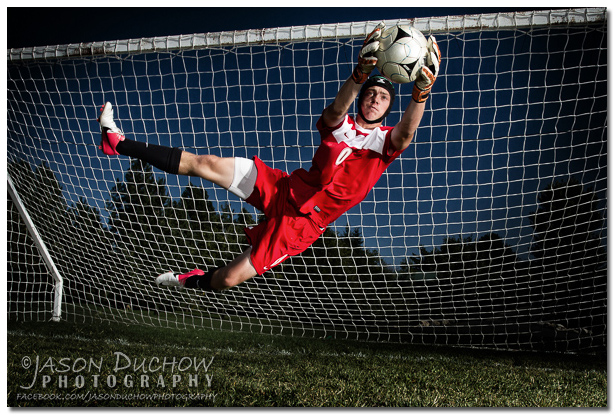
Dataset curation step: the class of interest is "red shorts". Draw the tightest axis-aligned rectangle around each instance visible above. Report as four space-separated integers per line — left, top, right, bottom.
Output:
244 156 326 275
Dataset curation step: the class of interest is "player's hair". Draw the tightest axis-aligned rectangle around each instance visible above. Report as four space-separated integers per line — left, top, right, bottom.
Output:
358 75 396 124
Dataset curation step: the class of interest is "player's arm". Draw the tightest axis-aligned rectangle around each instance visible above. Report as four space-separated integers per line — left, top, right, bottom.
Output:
322 23 384 128
391 36 441 152
321 77 362 127
390 99 425 152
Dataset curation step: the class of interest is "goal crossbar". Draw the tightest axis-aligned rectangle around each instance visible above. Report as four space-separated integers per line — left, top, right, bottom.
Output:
8 8 606 62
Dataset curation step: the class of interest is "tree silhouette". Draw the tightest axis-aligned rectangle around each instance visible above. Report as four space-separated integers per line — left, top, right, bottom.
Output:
401 233 518 320
275 225 392 282
529 177 606 275
7 157 607 351
166 182 256 270
528 177 607 329
8 160 89 314
64 197 122 306
106 159 172 273
8 161 73 269
166 182 221 269
402 233 516 278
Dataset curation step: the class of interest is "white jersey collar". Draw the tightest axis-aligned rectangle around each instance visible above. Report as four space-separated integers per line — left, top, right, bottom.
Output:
352 115 380 134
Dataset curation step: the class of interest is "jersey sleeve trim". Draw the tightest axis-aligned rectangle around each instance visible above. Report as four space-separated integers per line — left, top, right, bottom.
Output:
382 127 405 161
316 114 348 137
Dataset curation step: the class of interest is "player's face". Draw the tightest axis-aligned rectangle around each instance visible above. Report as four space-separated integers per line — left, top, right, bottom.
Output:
360 86 390 120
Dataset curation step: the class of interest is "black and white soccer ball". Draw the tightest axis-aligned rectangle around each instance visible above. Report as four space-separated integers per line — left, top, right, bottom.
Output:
375 25 428 84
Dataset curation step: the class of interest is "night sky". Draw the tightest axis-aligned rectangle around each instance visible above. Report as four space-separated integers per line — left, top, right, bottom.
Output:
8 7 539 49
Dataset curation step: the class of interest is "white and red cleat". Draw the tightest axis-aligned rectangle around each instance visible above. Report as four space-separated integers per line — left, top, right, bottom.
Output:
155 269 205 287
97 102 125 155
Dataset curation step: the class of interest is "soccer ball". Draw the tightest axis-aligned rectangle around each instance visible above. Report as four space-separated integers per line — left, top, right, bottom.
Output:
375 25 428 84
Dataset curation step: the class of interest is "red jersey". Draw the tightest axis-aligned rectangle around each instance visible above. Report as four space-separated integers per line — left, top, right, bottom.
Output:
288 114 404 228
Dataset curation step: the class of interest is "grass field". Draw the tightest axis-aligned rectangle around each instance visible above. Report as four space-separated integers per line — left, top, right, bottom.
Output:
6 319 606 407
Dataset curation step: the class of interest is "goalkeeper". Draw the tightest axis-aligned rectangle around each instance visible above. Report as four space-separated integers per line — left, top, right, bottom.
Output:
97 23 441 292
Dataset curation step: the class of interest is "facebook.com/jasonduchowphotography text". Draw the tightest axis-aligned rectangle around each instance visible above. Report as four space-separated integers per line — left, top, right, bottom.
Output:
15 352 217 404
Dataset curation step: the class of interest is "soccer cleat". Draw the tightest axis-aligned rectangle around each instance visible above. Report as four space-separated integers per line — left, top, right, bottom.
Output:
97 102 125 155
155 268 205 287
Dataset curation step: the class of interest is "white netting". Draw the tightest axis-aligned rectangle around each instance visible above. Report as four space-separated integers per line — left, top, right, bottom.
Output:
7 9 607 353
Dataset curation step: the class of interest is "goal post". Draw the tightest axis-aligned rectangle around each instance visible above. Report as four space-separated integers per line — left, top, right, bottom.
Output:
7 8 607 353
8 174 64 322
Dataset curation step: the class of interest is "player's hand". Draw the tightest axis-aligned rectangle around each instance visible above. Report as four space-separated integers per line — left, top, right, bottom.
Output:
412 35 442 103
425 35 441 78
352 22 385 84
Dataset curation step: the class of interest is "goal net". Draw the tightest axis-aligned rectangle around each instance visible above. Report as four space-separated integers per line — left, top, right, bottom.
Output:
7 8 607 353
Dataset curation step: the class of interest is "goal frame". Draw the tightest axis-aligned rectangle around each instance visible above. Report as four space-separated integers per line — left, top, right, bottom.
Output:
7 8 607 353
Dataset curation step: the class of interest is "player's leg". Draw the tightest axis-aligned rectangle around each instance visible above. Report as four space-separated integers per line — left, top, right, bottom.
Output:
100 102 262 291
176 152 257 200
156 248 257 291
98 102 238 190
210 248 258 290
175 152 234 190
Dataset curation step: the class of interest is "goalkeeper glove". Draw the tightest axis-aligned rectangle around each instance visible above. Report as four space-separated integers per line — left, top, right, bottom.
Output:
352 22 385 84
412 35 442 103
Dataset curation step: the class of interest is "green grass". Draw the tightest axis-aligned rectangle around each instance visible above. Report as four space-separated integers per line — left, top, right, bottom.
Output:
7 320 606 407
